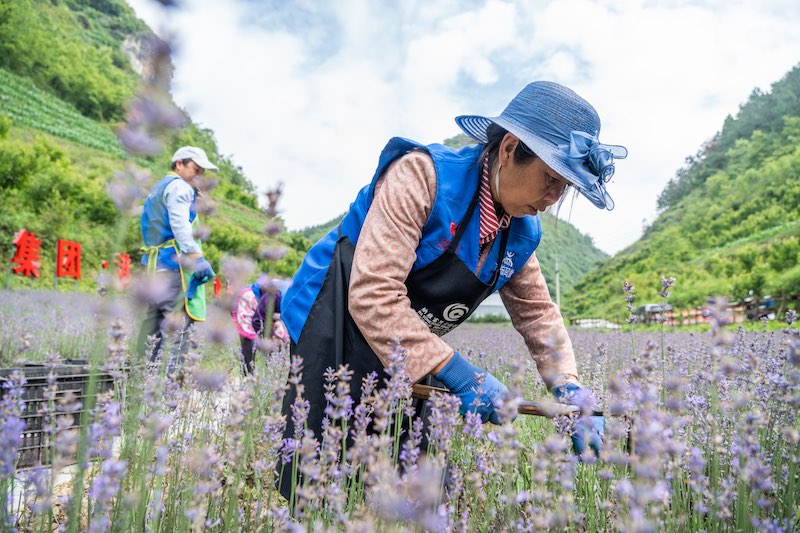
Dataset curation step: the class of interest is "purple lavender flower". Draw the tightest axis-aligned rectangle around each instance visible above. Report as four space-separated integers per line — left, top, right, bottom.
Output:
0 415 25 477
88 459 128 533
25 465 52 515
426 391 461 456
291 398 310 441
0 371 27 477
260 246 289 261
400 417 423 474
264 185 283 218
323 365 354 421
658 275 676 298
623 280 637 323
193 369 227 392
265 222 283 236
462 411 483 439
88 401 122 460
371 458 446 531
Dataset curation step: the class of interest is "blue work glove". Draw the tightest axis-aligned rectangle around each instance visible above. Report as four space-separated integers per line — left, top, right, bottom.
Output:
185 257 215 300
551 383 604 456
435 352 510 425
193 257 215 282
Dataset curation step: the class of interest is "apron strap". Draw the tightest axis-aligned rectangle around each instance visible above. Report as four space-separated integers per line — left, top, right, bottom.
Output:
334 223 347 369
487 227 511 291
333 239 346 369
144 238 178 274
448 185 481 250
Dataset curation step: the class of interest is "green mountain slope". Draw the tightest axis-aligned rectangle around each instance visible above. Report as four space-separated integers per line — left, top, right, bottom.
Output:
565 63 800 321
536 213 607 299
0 0 305 289
0 68 125 156
0 0 143 121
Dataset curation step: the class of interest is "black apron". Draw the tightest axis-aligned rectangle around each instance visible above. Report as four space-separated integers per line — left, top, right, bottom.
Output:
277 185 510 501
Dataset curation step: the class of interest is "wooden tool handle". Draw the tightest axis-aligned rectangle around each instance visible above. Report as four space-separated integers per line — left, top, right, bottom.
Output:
411 383 604 418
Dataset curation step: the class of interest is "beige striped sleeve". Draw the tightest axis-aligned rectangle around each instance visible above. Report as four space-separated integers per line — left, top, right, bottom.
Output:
348 151 454 383
499 251 579 390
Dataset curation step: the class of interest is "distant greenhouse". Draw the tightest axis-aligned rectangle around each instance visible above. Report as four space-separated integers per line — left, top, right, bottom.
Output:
471 293 510 320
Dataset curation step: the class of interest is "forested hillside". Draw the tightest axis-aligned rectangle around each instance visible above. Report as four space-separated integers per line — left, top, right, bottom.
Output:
0 0 306 289
565 64 800 321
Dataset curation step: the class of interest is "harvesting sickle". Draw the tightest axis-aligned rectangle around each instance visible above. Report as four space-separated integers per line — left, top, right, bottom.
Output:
412 383 631 454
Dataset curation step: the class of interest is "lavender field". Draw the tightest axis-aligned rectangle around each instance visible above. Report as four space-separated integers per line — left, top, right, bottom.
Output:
1 289 798 532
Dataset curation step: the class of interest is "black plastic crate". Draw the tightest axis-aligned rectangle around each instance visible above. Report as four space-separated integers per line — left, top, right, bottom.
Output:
0 360 116 470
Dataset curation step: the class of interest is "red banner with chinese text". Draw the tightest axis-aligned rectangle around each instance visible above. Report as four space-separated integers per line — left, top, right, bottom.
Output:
56 239 82 280
11 229 42 278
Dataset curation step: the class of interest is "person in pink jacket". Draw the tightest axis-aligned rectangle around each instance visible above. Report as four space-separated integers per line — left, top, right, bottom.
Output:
230 278 290 375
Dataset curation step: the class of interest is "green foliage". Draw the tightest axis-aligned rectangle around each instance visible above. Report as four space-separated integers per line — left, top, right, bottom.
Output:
0 0 140 120
0 114 10 139
299 213 345 244
566 87 800 320
536 212 607 299
0 128 121 290
658 63 800 211
467 313 510 323
443 133 474 148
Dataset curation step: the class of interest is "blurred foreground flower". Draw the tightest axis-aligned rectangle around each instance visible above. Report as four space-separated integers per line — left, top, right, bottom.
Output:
116 35 186 157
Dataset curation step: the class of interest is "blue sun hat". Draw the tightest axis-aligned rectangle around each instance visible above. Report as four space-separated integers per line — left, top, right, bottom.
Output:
455 81 627 210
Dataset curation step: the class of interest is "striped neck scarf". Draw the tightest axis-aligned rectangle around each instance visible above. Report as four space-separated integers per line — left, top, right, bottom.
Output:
479 155 511 245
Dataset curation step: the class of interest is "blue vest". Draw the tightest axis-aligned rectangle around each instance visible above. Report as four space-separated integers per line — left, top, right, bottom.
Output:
281 138 543 342
140 174 197 271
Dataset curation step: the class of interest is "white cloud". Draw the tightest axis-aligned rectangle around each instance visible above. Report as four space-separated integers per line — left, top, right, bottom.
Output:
126 0 800 255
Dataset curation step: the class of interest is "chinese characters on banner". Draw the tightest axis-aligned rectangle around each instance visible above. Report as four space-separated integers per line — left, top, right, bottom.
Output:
114 253 131 286
56 239 81 280
11 229 42 278
7 229 134 290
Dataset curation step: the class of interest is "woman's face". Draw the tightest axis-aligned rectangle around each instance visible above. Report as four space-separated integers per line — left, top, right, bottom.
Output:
494 134 570 217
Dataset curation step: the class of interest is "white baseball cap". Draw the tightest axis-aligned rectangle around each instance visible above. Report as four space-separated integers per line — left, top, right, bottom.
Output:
171 146 219 172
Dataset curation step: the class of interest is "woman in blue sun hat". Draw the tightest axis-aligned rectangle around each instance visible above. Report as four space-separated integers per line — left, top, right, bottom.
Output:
277 81 626 501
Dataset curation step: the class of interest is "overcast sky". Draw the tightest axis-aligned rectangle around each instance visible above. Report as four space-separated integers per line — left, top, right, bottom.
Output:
126 0 800 255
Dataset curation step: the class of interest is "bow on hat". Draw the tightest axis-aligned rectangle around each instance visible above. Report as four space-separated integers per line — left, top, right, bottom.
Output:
562 131 628 209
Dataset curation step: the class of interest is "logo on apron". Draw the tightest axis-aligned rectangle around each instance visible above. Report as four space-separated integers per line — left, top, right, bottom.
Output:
416 305 467 337
443 303 469 322
500 250 515 279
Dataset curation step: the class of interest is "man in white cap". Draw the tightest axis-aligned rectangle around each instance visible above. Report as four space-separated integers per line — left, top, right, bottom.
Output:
136 146 219 361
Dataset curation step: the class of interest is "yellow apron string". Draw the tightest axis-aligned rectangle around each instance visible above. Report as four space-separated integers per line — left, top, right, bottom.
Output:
144 239 176 275
143 238 207 322
183 242 207 322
